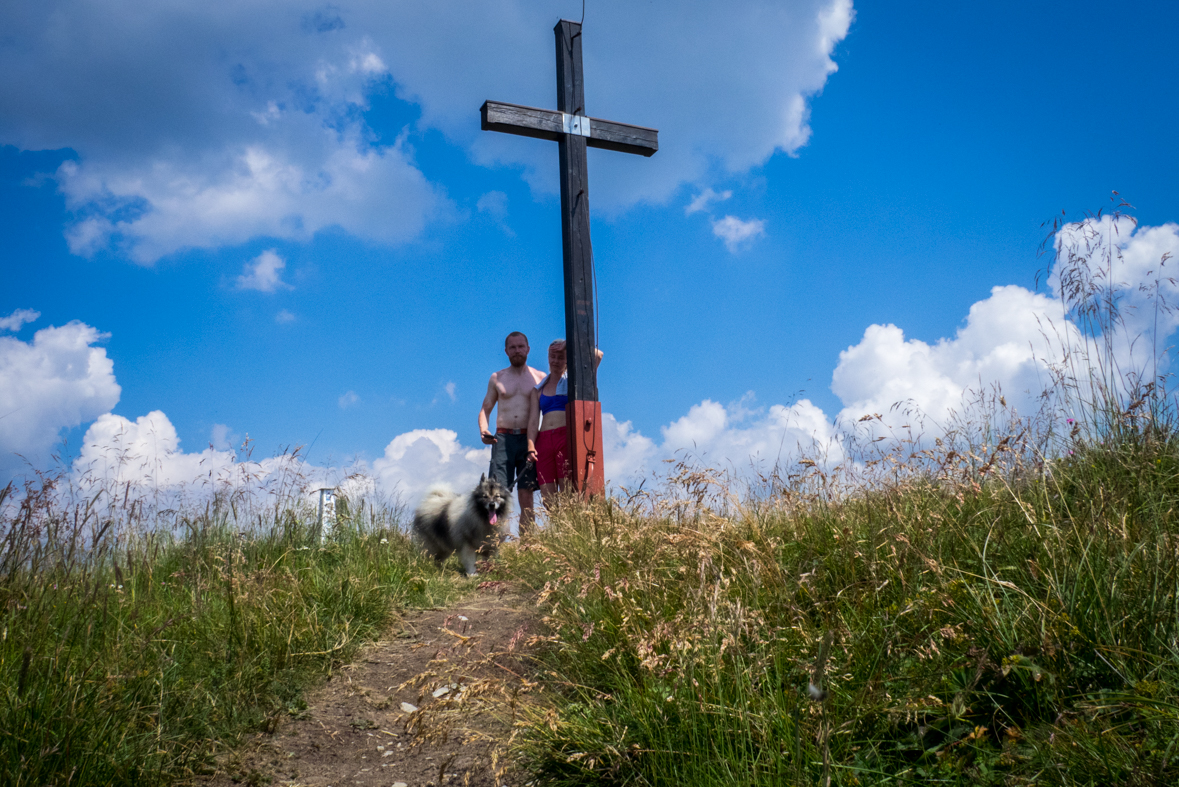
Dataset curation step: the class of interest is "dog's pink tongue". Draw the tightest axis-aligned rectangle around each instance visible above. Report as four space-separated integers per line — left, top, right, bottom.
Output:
490 511 498 525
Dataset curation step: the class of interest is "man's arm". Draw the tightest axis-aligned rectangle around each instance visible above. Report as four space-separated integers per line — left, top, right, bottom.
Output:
478 374 499 445
593 348 604 370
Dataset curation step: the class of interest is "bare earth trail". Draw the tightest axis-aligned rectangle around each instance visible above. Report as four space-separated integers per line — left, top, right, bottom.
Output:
203 583 540 787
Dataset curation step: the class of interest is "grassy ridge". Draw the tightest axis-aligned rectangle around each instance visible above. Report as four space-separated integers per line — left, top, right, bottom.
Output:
0 489 459 786
4 437 1177 787
502 433 1179 785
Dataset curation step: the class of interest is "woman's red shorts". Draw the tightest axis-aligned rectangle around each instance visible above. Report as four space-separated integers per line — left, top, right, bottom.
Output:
535 427 569 486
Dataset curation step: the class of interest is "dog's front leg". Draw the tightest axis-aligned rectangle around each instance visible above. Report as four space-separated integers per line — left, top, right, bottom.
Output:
458 543 479 577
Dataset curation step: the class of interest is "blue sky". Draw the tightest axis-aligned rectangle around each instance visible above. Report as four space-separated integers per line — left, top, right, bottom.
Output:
3 0 1178 499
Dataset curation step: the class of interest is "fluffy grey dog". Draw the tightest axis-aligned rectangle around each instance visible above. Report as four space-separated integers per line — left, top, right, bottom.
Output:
411 475 509 576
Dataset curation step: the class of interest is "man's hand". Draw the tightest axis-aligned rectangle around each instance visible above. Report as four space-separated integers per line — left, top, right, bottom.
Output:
526 444 538 463
481 431 498 445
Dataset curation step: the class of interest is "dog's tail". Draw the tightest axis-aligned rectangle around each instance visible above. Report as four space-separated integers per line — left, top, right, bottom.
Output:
416 484 456 520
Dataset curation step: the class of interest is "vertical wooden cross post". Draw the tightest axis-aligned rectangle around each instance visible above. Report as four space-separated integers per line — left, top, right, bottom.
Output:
480 19 658 495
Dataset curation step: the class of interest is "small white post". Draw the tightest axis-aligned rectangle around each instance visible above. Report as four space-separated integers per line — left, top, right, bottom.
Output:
315 488 337 543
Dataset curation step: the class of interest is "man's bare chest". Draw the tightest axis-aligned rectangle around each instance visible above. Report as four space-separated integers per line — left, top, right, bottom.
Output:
497 374 535 399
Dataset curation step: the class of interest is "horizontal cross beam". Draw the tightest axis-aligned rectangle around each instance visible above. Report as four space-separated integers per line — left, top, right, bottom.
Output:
481 100 658 157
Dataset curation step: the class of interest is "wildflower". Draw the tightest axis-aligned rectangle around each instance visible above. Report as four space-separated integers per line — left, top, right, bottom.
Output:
380 538 389 544
1067 418 1075 424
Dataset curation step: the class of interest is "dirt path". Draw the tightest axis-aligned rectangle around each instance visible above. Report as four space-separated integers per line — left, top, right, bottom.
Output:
205 581 539 787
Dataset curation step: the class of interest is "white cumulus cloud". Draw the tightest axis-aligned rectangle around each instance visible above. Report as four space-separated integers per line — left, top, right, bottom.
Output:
601 396 844 489
712 215 766 252
338 391 360 409
58 135 444 264
370 401 844 501
447 0 855 207
832 285 1073 433
77 411 236 488
0 309 40 332
72 411 488 513
236 249 292 292
832 217 1179 438
601 412 659 488
73 411 306 513
370 428 492 505
1049 216 1179 382
0 320 121 475
664 397 841 471
1 0 852 260
59 400 843 513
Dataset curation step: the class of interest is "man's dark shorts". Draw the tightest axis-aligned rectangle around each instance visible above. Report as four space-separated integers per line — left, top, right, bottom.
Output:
489 431 538 492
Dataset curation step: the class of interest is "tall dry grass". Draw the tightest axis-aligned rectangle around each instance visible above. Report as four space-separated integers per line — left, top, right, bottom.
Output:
0 466 462 785
502 429 1179 785
499 205 1179 786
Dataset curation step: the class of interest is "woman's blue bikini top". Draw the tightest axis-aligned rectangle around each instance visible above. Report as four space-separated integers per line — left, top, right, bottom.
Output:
536 373 568 415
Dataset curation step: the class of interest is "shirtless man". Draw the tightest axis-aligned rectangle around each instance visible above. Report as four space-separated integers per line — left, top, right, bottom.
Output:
479 331 546 534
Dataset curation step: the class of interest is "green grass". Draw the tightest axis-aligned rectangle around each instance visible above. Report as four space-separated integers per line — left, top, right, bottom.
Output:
500 428 1179 786
0 487 463 785
5 426 1178 787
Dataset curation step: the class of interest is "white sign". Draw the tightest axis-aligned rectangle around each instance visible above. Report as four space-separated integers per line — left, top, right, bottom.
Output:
562 112 591 137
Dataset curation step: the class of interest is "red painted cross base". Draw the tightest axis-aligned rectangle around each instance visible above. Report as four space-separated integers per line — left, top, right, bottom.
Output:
566 400 604 496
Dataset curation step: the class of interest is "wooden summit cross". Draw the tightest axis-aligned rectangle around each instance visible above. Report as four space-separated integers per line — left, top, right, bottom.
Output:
480 19 658 495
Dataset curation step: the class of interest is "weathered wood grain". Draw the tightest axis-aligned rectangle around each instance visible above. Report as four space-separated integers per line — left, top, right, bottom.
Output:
480 101 658 157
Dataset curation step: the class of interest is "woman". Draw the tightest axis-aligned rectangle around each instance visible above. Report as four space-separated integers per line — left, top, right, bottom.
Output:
527 340 602 510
